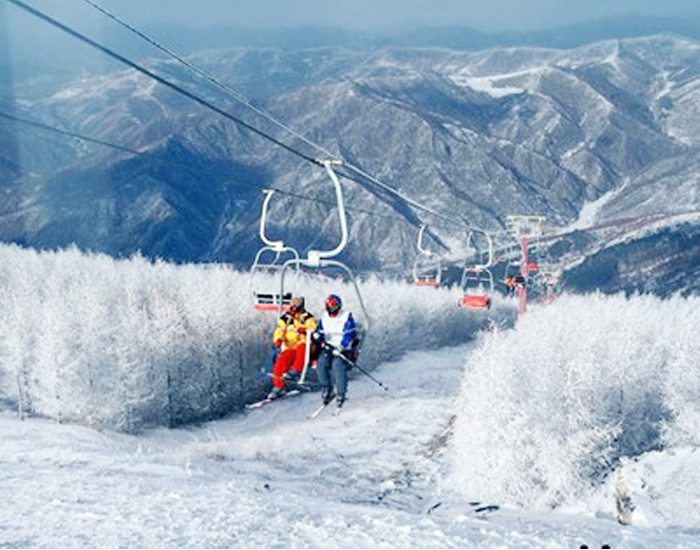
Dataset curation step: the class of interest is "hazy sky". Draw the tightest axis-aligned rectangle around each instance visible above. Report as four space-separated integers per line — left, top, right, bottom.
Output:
114 0 700 31
7 0 700 33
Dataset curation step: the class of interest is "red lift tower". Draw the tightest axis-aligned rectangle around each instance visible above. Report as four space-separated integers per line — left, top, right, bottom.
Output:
506 215 546 315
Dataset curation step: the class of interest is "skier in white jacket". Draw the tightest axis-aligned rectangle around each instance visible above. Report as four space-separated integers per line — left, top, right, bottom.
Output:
315 294 358 409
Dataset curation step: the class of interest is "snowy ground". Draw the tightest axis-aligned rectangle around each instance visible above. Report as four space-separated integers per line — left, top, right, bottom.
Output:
2 341 700 549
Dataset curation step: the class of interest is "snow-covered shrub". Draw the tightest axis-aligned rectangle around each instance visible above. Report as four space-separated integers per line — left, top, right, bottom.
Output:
450 292 700 509
0 243 494 431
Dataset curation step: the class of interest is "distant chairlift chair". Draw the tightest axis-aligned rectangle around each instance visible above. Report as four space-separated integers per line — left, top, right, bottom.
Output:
412 225 442 287
459 230 494 310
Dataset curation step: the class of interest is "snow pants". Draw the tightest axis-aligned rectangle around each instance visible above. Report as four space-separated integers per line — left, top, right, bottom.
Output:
271 346 307 389
316 348 349 400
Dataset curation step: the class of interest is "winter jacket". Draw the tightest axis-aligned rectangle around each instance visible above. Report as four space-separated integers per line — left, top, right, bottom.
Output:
273 309 317 352
318 310 357 351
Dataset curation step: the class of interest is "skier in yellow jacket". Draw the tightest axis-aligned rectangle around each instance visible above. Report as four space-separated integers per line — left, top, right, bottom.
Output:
268 296 318 399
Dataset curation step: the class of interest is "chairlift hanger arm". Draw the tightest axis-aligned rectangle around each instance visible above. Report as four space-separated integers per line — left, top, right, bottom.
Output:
306 159 349 266
416 225 432 256
258 189 286 250
465 229 494 270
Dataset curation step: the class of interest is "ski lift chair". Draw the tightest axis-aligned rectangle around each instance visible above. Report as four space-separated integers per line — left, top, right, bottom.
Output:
250 247 298 311
503 260 522 290
459 268 494 310
412 225 442 287
536 268 563 304
277 159 371 385
459 230 494 310
526 244 541 274
413 261 442 287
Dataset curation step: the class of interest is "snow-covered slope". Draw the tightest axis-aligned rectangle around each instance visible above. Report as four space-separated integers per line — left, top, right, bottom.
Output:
0 242 698 547
0 242 498 431
2 294 700 548
451 292 700 512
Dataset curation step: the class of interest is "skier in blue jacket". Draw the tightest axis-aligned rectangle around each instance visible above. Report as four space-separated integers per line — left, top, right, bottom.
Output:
315 294 358 409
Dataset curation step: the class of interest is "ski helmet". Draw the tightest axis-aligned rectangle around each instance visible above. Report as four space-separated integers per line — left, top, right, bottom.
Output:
325 294 342 316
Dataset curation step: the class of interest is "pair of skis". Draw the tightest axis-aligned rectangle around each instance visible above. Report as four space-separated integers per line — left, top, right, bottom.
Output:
308 397 344 419
248 342 387 415
245 389 344 418
245 388 304 410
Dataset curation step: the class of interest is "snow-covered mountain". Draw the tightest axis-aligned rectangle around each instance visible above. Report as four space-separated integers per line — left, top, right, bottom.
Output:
3 34 700 294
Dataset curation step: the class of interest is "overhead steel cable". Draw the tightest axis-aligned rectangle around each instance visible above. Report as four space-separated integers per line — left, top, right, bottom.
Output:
0 108 416 225
267 186 418 222
80 0 341 164
78 0 479 233
0 109 217 174
4 0 318 166
8 0 494 238
336 162 477 231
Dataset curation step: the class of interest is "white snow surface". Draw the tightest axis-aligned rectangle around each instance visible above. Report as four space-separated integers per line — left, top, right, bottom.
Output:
2 317 700 548
1 246 700 548
452 75 525 97
565 179 629 232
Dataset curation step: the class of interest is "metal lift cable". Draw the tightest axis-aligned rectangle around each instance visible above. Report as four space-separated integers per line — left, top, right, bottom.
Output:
77 0 480 232
8 0 498 237
79 0 340 162
0 109 215 173
4 0 318 166
0 107 419 226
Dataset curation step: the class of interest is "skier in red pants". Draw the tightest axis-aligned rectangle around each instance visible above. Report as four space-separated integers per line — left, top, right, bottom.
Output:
267 296 318 399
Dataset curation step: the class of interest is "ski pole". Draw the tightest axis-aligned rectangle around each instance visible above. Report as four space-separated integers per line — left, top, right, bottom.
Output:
326 344 389 391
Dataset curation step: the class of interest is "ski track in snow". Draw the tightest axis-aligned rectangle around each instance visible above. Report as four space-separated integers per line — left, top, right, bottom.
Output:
1 343 699 549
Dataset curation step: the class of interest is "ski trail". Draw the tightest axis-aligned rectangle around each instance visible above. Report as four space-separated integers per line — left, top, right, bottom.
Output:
3 340 699 547
199 343 475 513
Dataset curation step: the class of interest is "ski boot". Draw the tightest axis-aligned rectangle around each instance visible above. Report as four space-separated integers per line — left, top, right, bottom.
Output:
267 387 284 400
322 388 335 406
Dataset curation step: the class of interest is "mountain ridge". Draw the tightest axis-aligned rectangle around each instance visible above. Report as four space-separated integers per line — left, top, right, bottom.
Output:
2 33 700 296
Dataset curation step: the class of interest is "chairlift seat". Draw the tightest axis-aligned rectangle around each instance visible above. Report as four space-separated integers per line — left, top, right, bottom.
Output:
253 292 292 312
460 294 491 310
